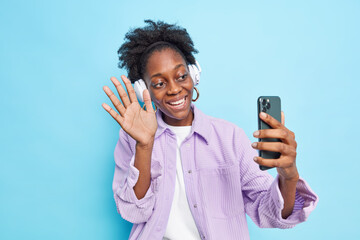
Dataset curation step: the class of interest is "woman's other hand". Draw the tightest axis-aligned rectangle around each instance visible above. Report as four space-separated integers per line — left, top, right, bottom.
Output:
251 111 299 181
102 75 158 147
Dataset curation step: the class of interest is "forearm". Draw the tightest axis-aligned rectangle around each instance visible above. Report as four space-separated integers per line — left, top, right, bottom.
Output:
278 174 299 219
133 139 154 200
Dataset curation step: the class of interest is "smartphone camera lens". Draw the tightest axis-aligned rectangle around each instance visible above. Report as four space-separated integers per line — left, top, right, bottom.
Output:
266 102 271 109
262 107 267 112
262 99 267 105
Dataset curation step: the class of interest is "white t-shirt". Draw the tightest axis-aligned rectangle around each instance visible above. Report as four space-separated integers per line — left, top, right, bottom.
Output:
162 123 200 240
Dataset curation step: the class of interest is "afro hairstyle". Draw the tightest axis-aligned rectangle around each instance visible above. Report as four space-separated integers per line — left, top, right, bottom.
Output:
117 19 198 83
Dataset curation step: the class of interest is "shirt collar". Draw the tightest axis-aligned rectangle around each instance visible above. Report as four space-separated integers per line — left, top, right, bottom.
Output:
155 102 211 144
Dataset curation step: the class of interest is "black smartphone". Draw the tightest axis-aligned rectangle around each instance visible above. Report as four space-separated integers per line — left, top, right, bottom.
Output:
257 96 282 171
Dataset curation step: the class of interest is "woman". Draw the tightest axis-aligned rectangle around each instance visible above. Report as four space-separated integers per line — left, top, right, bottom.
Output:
102 20 318 240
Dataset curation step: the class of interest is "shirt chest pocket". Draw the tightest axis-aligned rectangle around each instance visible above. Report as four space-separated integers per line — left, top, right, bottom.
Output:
198 165 245 219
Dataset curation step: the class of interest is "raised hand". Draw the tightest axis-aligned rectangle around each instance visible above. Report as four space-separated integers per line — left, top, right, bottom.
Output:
102 75 158 147
251 111 299 181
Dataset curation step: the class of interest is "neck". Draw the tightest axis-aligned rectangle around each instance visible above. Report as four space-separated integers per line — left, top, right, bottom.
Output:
162 109 194 126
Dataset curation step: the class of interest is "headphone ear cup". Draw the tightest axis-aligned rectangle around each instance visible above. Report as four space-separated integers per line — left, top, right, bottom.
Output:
188 63 200 86
188 64 195 85
134 79 147 102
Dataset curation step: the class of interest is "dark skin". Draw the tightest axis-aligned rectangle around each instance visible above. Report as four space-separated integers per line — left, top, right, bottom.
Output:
102 48 195 201
252 111 300 218
102 48 299 219
143 48 195 127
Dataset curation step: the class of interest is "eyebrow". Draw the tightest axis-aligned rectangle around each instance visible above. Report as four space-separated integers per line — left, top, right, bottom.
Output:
150 63 185 79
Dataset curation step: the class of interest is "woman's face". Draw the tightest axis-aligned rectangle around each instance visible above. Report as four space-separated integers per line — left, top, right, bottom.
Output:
143 48 194 126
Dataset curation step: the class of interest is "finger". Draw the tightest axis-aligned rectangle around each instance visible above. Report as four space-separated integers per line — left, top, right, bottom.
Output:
121 75 138 104
253 156 293 168
253 129 295 144
143 89 155 113
103 86 126 116
281 111 285 125
253 128 292 140
259 112 286 130
110 76 131 108
251 142 296 156
102 103 124 126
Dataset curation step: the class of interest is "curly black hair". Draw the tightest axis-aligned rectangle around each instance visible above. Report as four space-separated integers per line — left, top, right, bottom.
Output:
117 19 199 83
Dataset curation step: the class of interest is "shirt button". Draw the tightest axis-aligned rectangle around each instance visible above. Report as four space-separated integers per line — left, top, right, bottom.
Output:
156 225 162 231
186 143 190 147
188 170 192 174
194 204 197 208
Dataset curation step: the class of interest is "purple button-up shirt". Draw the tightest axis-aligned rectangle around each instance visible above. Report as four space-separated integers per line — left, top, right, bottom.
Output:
112 103 318 240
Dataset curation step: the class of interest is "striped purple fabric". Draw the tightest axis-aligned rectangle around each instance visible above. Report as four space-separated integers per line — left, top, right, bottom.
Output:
112 103 318 240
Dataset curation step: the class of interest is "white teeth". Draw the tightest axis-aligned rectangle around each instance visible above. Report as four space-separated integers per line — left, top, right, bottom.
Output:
168 97 185 106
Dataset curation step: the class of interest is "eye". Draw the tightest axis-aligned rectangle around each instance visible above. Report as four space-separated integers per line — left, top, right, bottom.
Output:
178 73 188 81
153 81 165 89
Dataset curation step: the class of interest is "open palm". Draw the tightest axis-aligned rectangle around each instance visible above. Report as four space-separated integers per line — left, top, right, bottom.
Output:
102 75 157 146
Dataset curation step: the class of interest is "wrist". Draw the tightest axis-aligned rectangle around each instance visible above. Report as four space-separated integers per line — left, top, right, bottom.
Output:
279 172 299 183
278 164 299 182
136 137 154 150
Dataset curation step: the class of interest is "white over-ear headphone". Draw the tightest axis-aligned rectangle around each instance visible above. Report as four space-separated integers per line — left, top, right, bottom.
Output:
134 60 201 102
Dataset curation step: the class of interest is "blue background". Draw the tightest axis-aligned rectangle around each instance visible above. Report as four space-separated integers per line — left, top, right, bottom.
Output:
1 0 358 239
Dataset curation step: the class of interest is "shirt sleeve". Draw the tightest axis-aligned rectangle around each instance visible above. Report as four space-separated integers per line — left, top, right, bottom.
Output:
236 127 319 229
112 128 161 224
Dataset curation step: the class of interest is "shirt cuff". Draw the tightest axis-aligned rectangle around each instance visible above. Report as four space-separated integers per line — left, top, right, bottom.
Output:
127 154 140 188
271 174 319 224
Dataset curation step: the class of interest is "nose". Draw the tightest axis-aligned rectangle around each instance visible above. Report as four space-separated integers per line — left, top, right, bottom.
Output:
167 79 182 95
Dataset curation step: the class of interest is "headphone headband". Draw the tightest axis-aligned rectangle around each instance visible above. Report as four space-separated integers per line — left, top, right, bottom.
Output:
140 41 176 64
144 41 172 53
139 41 178 78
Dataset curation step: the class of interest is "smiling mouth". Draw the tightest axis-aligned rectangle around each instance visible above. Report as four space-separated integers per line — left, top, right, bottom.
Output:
166 96 187 109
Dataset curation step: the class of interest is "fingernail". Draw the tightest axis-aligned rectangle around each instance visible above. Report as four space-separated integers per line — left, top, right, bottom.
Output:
253 131 259 136
251 142 257 148
260 112 267 118
253 157 258 162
